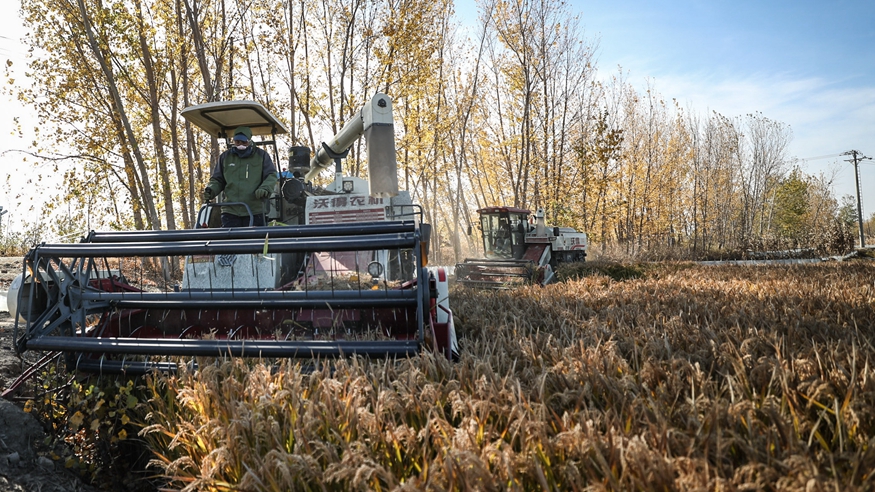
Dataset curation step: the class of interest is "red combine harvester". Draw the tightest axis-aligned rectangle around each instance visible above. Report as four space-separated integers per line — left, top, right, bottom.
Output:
5 94 456 391
455 206 588 288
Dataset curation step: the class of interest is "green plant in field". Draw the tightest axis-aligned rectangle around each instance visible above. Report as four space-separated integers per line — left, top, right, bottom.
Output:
555 260 651 282
28 364 73 435
28 367 147 487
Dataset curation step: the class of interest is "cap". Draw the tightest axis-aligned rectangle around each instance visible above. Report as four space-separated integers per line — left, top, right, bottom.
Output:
232 126 252 142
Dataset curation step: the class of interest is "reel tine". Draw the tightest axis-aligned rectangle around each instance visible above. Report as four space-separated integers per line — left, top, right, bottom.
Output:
15 219 445 371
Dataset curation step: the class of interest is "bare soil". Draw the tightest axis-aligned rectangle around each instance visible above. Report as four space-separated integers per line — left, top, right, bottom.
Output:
0 257 21 293
0 257 99 491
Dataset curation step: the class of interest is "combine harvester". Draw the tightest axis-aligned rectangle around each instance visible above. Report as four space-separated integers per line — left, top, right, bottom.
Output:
5 94 456 389
455 207 588 288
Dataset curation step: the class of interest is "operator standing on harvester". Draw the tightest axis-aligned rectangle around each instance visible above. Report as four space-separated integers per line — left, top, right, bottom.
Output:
202 125 278 227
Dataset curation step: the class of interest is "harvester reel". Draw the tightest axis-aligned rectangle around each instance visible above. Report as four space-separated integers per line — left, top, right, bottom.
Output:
11 220 458 377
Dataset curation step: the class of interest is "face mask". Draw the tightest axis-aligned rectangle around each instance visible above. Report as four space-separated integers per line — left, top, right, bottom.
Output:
236 145 248 151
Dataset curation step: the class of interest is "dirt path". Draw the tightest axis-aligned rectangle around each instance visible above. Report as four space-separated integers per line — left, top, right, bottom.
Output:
0 257 26 394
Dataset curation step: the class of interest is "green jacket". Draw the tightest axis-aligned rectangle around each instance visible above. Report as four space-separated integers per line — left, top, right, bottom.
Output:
207 145 277 218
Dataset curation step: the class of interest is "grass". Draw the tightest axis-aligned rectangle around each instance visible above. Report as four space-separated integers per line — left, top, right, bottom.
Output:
129 261 875 490
555 260 656 281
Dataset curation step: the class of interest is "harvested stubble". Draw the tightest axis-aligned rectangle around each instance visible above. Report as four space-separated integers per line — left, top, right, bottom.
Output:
138 262 875 491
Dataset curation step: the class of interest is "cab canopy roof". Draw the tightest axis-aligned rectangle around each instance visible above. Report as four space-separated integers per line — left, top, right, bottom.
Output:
477 206 531 215
181 101 289 139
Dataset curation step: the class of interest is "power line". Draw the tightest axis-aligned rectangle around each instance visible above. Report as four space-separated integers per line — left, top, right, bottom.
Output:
798 153 844 161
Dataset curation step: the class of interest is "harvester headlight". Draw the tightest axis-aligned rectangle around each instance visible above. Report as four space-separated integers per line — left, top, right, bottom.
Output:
367 261 384 278
342 180 354 193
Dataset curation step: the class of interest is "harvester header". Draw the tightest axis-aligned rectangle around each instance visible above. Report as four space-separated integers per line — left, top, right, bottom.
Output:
4 93 456 394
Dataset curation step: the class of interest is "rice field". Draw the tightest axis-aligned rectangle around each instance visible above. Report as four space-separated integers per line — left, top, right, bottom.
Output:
138 262 875 491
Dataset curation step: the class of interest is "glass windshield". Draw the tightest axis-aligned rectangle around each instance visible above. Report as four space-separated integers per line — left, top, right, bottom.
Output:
481 212 529 259
508 213 527 258
480 213 509 259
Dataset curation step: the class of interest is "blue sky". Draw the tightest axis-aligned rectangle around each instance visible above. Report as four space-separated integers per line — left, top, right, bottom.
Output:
577 0 875 216
458 0 874 218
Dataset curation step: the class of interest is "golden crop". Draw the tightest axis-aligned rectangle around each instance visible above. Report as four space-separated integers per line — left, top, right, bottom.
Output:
135 262 875 491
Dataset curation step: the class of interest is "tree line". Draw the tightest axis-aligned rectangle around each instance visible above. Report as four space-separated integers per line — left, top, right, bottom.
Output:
9 0 859 261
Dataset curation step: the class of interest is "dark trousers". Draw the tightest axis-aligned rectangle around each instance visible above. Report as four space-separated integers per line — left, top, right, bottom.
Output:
221 213 266 227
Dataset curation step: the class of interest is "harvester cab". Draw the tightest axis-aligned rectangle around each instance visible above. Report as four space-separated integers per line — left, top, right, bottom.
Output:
5 94 457 392
478 207 530 260
455 207 588 288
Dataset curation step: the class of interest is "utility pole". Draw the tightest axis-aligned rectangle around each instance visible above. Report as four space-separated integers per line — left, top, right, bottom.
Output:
842 150 871 248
